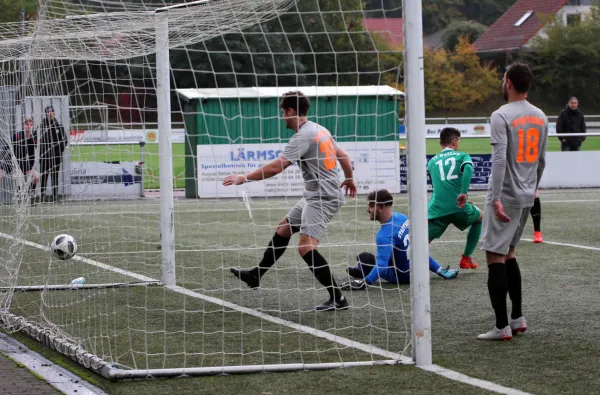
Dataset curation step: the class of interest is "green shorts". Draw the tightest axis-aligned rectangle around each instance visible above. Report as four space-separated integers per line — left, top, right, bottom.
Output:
428 203 482 241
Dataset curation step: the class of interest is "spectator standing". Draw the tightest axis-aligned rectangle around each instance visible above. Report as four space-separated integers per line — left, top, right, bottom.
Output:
556 97 586 152
12 117 39 204
39 106 67 202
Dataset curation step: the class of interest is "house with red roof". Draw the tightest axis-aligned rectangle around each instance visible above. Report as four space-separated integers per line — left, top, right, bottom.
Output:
474 0 596 55
363 18 403 47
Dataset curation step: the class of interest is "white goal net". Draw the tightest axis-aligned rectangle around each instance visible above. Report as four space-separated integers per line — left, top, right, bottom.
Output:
0 0 419 379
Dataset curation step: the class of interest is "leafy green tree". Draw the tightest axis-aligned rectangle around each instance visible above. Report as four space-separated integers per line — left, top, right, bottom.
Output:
442 20 487 51
0 0 37 22
363 0 403 18
528 6 600 107
461 0 516 27
165 0 401 89
423 0 517 34
385 37 498 112
422 0 464 35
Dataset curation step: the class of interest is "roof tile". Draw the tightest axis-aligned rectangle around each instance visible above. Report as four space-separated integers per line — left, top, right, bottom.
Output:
363 18 403 46
474 0 568 53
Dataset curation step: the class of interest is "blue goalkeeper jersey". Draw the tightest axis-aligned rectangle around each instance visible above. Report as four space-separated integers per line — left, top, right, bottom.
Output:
365 212 411 285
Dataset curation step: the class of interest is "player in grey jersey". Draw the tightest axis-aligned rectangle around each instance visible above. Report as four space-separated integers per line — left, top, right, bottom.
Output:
478 62 548 341
223 91 357 311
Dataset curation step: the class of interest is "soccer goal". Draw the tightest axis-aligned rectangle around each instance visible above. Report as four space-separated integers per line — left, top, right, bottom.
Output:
0 0 432 379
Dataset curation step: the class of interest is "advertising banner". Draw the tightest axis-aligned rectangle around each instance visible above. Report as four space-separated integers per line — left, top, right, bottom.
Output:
69 161 143 197
399 154 492 192
421 122 598 138
197 141 400 198
69 129 185 145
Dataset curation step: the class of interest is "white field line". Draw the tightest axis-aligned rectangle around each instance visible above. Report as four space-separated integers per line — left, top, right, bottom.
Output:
0 231 533 394
421 365 531 395
0 333 108 395
521 238 600 251
6 198 600 220
0 232 408 363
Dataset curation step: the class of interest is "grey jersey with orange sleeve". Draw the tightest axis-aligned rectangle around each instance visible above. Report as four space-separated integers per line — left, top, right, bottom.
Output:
281 121 344 202
485 100 548 208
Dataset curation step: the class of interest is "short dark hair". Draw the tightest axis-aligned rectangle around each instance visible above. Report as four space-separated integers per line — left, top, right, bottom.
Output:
505 62 533 94
279 91 310 117
367 189 393 207
569 96 578 102
440 127 461 146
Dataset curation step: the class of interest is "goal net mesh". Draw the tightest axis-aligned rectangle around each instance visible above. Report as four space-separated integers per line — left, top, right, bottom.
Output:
0 0 409 375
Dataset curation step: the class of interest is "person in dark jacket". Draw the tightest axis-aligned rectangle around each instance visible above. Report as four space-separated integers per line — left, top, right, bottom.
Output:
556 97 586 151
39 106 67 202
0 137 14 180
12 117 39 202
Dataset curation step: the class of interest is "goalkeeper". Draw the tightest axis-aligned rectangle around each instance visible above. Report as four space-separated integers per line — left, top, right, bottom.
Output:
342 190 458 291
427 127 482 270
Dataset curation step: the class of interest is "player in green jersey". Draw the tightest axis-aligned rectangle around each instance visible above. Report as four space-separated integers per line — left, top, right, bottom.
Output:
427 127 483 270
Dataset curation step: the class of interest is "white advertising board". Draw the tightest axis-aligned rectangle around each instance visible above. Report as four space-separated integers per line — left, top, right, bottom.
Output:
424 123 490 137
69 129 185 145
422 122 598 138
68 161 143 197
538 152 600 189
197 141 400 198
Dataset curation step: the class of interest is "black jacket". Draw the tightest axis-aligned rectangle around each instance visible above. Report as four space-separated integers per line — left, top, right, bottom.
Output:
39 118 67 161
12 130 37 173
0 140 14 174
556 107 586 146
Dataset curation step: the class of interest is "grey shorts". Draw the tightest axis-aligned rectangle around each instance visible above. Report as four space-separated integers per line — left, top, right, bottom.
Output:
287 198 341 241
481 204 530 256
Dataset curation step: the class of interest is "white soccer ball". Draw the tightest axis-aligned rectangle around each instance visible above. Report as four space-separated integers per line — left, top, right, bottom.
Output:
51 234 78 260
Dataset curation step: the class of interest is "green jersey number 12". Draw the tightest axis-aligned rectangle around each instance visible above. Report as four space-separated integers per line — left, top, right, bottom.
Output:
435 157 458 181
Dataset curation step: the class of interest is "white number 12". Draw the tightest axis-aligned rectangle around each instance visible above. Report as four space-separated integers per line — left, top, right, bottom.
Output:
436 157 458 181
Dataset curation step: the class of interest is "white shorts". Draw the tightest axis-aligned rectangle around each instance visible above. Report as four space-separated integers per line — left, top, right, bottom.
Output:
481 204 530 256
287 198 341 241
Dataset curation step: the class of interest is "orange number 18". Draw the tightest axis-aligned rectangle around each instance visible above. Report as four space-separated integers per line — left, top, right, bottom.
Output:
516 128 540 163
314 130 336 170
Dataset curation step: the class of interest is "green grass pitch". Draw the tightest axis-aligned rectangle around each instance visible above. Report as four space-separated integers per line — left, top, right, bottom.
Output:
2 189 600 394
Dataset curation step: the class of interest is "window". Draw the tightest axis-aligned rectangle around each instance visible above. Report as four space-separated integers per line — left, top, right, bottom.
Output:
567 13 582 25
514 11 534 27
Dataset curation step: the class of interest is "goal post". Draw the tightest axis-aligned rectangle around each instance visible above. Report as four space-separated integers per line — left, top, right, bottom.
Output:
155 10 176 287
403 0 432 366
0 0 430 380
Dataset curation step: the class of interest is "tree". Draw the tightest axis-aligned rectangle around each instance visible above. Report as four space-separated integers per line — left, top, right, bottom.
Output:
165 0 402 89
413 37 498 111
422 0 464 35
0 0 37 22
385 37 498 112
363 0 403 18
441 20 487 51
461 0 516 27
528 6 600 107
422 0 517 35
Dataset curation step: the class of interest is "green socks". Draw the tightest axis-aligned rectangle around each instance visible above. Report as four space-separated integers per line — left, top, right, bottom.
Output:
463 221 482 257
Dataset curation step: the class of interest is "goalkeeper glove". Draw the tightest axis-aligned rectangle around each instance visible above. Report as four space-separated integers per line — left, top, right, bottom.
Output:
341 279 367 291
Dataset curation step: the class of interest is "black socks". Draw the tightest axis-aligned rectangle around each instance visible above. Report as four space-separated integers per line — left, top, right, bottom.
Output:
530 197 541 232
488 263 509 329
505 258 523 319
253 233 290 278
302 250 343 302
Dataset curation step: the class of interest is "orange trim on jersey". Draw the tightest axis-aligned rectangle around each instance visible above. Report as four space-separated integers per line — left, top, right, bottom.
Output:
512 116 545 128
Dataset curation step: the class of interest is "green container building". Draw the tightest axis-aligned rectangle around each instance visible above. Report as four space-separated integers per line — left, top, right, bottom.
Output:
177 86 404 198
